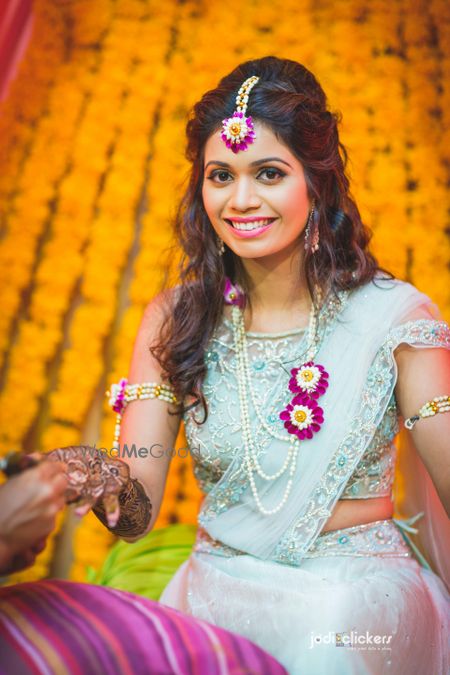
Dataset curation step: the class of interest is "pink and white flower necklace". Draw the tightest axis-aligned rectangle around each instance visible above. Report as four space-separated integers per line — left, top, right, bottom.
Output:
224 277 329 516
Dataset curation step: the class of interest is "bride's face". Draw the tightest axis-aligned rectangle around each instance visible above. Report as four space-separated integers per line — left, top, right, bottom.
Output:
202 121 311 259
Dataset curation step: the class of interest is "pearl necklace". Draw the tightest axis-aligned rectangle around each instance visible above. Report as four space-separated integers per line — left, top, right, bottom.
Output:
231 301 319 516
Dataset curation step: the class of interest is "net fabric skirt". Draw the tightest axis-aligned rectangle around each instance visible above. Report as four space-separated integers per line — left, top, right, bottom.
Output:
159 519 450 675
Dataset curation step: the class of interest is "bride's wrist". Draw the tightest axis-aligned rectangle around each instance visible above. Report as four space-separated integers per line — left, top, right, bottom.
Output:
92 476 153 539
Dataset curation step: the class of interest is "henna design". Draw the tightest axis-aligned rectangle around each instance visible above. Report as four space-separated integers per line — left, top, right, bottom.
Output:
92 477 153 538
3 445 153 543
46 446 129 502
45 445 152 537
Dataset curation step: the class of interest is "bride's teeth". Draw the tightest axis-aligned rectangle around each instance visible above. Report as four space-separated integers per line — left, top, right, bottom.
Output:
231 219 274 231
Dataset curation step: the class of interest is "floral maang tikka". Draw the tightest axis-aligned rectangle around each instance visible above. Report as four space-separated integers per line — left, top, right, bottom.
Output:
221 75 260 153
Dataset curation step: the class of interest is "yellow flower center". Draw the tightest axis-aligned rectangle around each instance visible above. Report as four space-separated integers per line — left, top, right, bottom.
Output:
301 370 314 382
294 410 307 423
230 123 241 135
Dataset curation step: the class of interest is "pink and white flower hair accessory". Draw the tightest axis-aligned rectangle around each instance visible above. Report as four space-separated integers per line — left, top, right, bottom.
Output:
221 75 260 153
223 276 246 309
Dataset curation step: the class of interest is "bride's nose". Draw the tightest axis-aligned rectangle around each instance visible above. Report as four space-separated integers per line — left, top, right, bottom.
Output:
227 177 261 211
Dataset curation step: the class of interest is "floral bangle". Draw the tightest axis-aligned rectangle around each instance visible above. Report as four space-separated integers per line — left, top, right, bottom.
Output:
106 379 178 450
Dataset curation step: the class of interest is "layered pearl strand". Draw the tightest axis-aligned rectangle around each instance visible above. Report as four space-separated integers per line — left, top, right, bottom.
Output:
231 301 319 516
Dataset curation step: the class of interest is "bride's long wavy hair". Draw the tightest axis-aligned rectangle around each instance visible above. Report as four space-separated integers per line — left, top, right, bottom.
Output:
152 55 389 423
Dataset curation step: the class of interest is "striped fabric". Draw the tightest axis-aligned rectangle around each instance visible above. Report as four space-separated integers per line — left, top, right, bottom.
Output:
0 580 287 674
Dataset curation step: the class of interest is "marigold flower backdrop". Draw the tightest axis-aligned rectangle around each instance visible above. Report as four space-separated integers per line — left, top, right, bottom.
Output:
0 0 449 584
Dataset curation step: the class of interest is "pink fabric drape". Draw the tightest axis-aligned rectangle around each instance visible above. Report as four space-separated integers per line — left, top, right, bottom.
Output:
0 0 33 104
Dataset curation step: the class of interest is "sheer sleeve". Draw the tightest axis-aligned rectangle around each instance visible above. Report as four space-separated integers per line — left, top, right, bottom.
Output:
392 297 450 592
395 294 443 322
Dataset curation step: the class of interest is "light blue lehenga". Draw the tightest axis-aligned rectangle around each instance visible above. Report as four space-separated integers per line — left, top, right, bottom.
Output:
159 275 450 674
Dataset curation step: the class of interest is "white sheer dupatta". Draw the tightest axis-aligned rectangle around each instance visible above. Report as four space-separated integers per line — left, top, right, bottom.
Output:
197 276 450 587
394 427 450 592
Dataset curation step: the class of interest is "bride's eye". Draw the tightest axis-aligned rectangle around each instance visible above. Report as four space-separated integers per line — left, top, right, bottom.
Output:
206 167 285 184
206 170 231 183
259 167 285 181
217 171 231 182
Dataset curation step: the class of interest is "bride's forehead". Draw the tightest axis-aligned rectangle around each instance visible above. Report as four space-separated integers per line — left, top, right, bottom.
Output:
204 124 293 165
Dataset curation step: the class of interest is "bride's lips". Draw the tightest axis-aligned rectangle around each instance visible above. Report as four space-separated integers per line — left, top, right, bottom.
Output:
224 218 277 238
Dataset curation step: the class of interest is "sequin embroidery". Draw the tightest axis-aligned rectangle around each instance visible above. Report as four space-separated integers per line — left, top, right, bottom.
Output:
193 519 412 563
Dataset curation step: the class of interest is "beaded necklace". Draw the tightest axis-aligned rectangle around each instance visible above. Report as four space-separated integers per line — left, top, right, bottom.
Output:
225 277 331 516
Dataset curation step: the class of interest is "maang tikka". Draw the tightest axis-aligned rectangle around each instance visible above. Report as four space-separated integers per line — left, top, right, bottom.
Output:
221 75 260 153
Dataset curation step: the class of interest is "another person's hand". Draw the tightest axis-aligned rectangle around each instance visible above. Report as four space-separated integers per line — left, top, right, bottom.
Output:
46 446 131 528
0 460 68 575
0 537 47 576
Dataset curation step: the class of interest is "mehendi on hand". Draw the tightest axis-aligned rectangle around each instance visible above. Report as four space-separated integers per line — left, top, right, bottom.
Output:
45 445 152 535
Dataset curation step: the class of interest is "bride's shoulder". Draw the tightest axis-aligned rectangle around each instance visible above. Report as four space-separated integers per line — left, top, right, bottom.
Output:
343 273 439 328
353 272 427 305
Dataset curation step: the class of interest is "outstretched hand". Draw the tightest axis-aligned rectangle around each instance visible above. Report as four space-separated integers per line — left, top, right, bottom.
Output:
46 446 130 528
0 458 68 575
0 537 48 576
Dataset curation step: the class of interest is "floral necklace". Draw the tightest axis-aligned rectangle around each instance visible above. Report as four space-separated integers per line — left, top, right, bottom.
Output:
224 277 329 516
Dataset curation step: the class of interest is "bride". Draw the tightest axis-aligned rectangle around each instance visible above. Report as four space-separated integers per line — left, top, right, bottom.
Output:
46 56 450 674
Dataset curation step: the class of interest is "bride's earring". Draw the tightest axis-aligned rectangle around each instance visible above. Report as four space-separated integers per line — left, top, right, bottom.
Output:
217 234 225 256
304 200 319 253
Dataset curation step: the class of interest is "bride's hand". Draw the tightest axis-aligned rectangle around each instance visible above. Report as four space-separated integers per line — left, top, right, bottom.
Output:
45 446 130 528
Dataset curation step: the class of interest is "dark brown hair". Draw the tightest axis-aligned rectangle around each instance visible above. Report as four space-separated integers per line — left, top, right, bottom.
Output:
152 55 390 423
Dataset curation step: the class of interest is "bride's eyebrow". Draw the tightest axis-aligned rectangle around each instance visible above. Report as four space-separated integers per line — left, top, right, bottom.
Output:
204 157 293 170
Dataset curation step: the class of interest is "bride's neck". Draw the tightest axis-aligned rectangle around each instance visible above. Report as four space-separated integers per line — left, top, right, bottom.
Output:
240 250 311 316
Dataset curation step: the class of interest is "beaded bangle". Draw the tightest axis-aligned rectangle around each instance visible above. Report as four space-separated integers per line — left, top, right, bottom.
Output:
106 378 179 450
404 395 450 430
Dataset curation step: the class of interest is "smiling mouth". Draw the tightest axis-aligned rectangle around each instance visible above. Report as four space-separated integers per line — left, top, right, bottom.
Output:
225 218 277 231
